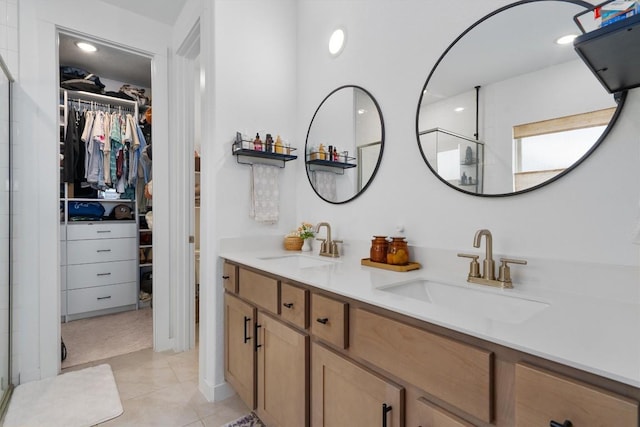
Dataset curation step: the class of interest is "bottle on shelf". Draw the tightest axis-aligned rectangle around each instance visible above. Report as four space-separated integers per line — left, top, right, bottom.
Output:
253 133 263 151
275 135 284 154
265 133 274 152
318 144 326 160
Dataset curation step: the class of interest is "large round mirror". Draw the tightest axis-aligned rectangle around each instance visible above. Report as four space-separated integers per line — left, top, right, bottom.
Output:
306 85 384 204
416 0 625 197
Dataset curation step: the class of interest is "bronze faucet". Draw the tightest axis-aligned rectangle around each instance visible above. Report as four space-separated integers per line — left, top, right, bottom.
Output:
458 229 527 289
315 222 342 258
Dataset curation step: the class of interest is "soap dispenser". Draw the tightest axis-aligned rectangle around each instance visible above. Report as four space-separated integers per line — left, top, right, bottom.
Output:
253 133 263 151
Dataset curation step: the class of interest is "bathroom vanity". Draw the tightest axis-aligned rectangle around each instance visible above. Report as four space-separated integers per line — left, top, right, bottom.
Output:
221 249 640 427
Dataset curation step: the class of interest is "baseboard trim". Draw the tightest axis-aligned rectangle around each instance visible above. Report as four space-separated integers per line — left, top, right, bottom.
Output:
199 377 234 402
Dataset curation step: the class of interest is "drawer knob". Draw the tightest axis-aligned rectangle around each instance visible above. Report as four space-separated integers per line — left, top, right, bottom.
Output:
316 317 329 324
550 420 572 427
97 296 112 300
283 302 294 309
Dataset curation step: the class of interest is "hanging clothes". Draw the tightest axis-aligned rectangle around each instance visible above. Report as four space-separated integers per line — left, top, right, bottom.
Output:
63 107 86 183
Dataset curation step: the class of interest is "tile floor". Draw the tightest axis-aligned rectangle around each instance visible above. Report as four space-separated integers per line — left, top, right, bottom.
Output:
64 347 250 427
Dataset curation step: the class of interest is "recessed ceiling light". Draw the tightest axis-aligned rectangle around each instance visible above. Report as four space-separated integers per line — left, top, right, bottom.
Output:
329 28 346 56
555 34 577 45
454 107 465 112
75 42 97 53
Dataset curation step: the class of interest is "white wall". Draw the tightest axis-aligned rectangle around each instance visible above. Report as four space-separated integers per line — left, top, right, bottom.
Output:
296 0 640 270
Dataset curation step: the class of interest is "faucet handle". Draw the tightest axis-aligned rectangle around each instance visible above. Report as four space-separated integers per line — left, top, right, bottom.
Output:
498 257 527 288
331 240 343 256
316 238 327 254
457 253 480 278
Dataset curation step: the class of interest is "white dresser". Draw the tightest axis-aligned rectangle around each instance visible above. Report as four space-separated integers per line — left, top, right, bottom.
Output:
63 222 138 321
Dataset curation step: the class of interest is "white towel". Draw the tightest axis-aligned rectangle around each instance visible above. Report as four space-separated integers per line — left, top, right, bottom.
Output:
313 171 337 202
250 164 280 223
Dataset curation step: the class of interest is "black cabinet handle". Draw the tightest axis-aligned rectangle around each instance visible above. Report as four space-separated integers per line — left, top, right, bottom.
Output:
96 272 112 277
283 302 294 309
97 296 112 300
316 317 329 324
243 316 251 343
382 403 392 427
550 420 572 427
222 275 230 279
254 323 262 351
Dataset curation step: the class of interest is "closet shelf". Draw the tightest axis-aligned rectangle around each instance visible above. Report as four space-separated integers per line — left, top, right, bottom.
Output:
573 5 640 93
232 140 297 168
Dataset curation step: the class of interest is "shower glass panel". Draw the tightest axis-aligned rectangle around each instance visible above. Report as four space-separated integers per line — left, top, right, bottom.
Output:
0 53 14 415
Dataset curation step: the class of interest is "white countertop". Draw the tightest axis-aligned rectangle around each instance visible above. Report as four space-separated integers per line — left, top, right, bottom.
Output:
220 244 640 388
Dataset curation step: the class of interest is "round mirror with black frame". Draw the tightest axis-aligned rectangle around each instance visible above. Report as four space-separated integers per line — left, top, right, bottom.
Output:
306 85 385 204
416 0 626 197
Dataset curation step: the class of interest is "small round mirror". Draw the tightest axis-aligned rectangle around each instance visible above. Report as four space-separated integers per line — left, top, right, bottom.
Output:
416 0 625 197
306 85 384 204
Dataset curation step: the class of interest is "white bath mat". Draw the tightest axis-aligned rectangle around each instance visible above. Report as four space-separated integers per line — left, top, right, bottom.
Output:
3 364 123 427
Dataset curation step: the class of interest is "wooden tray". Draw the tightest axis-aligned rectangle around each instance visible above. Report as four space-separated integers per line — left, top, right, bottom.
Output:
361 258 421 272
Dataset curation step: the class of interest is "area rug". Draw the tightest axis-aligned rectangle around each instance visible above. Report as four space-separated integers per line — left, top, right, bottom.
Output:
3 364 123 427
222 412 265 427
62 307 152 368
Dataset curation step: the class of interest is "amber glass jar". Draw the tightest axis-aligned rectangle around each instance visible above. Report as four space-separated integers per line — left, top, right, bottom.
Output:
387 237 410 265
370 236 388 263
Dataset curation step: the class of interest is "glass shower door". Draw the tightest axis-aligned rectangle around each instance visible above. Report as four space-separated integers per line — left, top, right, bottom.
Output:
0 54 14 415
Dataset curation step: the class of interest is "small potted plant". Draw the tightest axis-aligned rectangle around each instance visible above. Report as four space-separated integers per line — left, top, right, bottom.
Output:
297 222 315 252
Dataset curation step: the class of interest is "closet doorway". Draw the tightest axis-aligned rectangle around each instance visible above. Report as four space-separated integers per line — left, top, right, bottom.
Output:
57 31 155 369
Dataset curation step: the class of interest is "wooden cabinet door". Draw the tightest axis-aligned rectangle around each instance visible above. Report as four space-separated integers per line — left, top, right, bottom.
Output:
408 397 475 427
311 342 404 427
256 312 309 427
224 293 256 409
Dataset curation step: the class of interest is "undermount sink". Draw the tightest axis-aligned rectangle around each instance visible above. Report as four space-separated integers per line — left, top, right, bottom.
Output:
379 279 549 324
258 254 338 269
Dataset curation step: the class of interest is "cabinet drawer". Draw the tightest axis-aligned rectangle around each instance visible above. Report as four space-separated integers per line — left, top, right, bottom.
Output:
223 262 238 293
67 222 136 240
515 363 639 426
411 397 475 427
280 282 308 329
238 268 278 313
60 224 66 241
67 238 136 265
60 241 66 266
310 293 348 349
67 260 137 290
351 308 492 423
60 265 67 291
67 282 137 315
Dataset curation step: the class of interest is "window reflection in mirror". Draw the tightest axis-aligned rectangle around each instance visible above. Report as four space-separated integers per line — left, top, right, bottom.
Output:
416 0 625 197
306 85 384 204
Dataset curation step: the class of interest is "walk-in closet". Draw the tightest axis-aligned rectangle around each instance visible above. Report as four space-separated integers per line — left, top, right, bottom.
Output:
58 32 154 368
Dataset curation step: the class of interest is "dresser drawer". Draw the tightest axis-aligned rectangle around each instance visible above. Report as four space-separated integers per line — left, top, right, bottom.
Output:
515 363 639 426
67 260 137 290
280 282 308 329
310 293 348 349
350 308 493 423
223 262 238 293
238 268 278 313
67 222 136 240
67 282 137 315
67 238 137 265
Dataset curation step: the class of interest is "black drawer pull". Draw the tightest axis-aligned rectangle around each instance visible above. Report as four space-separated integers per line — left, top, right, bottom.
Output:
316 317 329 324
243 316 251 343
222 275 230 279
283 302 294 309
96 249 112 253
550 421 572 427
254 323 262 351
97 296 112 300
97 272 112 277
382 403 392 427
97 230 111 233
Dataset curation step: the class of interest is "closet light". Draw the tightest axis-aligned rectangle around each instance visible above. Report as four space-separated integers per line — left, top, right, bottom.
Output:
329 28 346 56
555 34 577 45
76 42 97 53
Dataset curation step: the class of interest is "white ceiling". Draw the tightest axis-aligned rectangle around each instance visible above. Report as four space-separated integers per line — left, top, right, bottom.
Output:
58 0 188 90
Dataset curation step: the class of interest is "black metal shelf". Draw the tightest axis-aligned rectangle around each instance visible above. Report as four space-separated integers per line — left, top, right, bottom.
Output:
232 141 297 168
306 152 357 174
573 8 640 93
